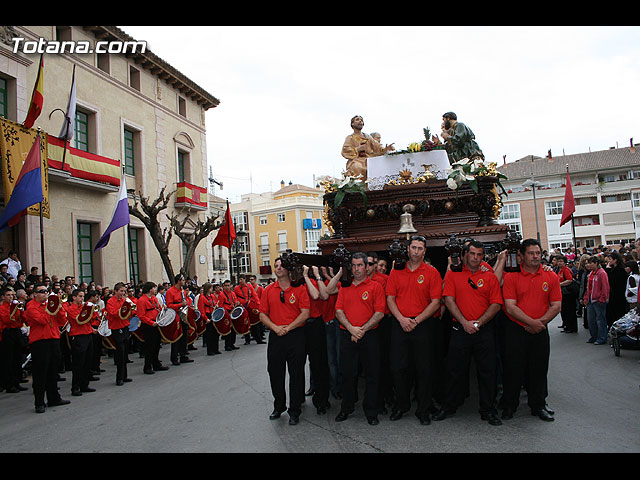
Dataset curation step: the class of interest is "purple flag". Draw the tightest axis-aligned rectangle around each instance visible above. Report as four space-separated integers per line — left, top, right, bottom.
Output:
94 174 130 251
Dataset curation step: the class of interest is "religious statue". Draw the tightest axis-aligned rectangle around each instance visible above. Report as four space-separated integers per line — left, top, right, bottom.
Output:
440 111 484 165
341 115 394 179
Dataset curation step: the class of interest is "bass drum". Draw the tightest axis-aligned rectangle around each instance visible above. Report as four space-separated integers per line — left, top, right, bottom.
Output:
230 305 250 335
157 308 182 344
129 316 144 342
186 308 200 345
248 307 261 326
211 307 232 336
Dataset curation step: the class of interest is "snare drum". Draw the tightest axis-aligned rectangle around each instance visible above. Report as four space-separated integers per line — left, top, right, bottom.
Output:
230 306 250 335
211 307 231 336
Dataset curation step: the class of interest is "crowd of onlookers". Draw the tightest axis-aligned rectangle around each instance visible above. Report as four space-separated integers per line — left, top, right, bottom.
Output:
540 240 639 346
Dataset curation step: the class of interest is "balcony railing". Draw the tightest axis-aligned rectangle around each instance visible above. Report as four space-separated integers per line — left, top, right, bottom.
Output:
176 181 207 210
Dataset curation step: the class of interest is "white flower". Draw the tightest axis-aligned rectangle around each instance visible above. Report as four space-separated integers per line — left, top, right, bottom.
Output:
447 178 458 190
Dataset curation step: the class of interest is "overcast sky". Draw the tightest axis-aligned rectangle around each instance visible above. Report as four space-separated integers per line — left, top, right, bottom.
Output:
122 26 640 203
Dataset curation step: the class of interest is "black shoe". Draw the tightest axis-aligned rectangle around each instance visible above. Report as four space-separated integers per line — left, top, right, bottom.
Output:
88 376 100 381
207 351 222 355
316 405 329 415
123 378 133 383
80 387 96 393
432 409 454 421
288 414 300 425
269 409 285 420
47 398 70 407
481 412 502 426
71 389 83 396
544 405 555 415
171 360 181 365
501 408 514 420
224 347 233 351
256 340 266 344
335 410 352 422
389 410 405 421
367 416 379 425
305 387 315 396
116 380 124 386
417 414 431 425
180 357 194 363
143 369 155 375
153 365 169 371
15 384 28 391
230 345 239 350
35 405 46 414
532 409 555 422
4 387 20 393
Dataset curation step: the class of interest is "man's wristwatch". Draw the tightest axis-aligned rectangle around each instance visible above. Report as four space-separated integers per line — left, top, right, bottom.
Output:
473 322 479 328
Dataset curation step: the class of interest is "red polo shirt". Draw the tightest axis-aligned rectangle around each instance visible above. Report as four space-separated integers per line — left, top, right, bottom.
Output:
197 293 216 319
259 282 310 327
219 289 238 313
502 265 562 327
165 286 185 313
443 264 503 323
305 278 326 319
370 272 390 314
321 280 340 323
335 277 385 329
386 262 442 318
557 266 573 282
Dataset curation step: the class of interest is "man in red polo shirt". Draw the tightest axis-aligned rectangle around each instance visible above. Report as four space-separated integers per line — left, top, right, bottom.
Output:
259 257 310 426
22 283 71 413
386 235 443 425
165 274 194 363
502 238 561 422
434 240 503 426
334 252 386 425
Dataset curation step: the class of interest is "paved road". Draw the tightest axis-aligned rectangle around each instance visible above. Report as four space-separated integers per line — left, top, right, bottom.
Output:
1 317 639 453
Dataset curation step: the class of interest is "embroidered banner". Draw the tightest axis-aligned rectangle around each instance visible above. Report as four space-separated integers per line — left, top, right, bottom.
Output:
176 181 207 208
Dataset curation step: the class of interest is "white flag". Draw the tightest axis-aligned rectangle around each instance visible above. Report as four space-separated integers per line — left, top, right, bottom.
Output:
59 65 76 142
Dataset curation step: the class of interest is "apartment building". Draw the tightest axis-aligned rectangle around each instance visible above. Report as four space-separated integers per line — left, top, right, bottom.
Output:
496 144 640 252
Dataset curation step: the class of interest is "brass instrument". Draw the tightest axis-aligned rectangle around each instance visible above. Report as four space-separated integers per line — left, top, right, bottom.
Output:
178 289 189 321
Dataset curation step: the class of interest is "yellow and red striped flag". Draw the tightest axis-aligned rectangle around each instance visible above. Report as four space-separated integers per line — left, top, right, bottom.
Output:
23 53 44 129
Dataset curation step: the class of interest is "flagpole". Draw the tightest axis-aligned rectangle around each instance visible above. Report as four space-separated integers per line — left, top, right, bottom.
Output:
226 199 233 281
567 164 577 249
37 129 45 275
61 64 75 171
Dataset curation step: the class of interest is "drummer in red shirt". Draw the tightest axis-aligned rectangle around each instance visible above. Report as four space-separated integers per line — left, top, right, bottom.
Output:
22 283 70 413
334 252 386 425
106 282 134 386
386 234 442 425
501 238 562 422
556 255 578 333
259 257 310 425
220 279 239 351
137 281 169 374
164 274 193 365
65 289 97 396
235 275 262 345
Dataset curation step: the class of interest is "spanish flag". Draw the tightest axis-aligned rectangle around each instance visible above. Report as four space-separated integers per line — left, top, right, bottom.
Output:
23 53 44 129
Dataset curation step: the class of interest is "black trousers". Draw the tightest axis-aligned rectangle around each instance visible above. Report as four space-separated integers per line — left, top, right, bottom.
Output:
141 323 161 369
377 315 394 407
171 321 189 361
560 292 577 331
30 338 62 407
69 334 93 391
110 328 130 382
502 320 550 412
204 323 220 354
91 332 102 373
441 321 498 415
390 317 437 416
339 328 380 418
305 317 330 409
267 327 306 416
0 328 23 389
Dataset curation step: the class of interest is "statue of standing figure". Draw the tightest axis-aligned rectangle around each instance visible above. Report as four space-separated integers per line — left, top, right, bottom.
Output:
341 115 394 179
440 111 484 165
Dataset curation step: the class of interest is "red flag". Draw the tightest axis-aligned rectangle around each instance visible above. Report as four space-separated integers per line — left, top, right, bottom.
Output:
212 201 236 248
23 54 44 129
560 171 575 227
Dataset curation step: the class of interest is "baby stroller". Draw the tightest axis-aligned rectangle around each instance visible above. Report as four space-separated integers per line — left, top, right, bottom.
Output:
608 308 640 357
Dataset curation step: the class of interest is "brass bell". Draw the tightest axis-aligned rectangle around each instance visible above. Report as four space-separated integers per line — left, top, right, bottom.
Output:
397 204 417 237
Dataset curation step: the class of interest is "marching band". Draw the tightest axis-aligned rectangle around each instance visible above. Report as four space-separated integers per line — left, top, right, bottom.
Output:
0 273 268 414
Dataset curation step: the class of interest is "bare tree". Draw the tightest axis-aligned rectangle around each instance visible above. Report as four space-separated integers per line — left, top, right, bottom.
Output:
129 186 222 282
129 186 177 281
169 210 221 278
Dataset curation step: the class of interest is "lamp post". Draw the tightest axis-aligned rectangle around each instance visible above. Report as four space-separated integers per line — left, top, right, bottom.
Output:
522 177 541 244
233 230 247 284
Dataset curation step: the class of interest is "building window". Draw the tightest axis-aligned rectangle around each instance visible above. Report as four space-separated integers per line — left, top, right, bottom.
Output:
545 200 564 216
497 203 522 236
632 192 640 208
305 229 321 254
77 222 94 283
74 110 89 152
97 52 110 74
129 65 140 91
277 232 287 251
128 226 140 285
124 128 135 175
177 150 185 183
0 77 7 118
232 212 248 232
178 96 186 117
277 213 286 222
259 216 267 225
